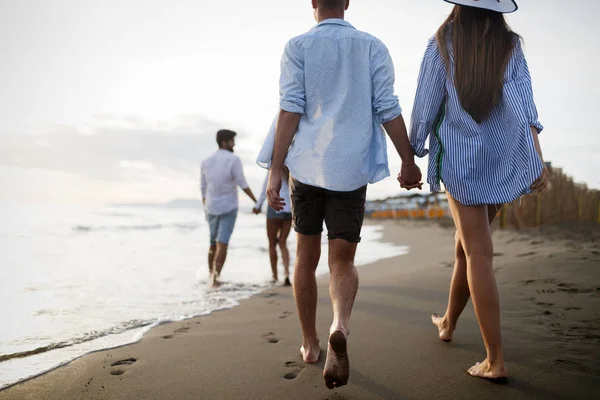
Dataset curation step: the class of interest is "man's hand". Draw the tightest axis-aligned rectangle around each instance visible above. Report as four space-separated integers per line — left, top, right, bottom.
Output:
398 162 423 190
252 207 261 215
531 166 549 193
267 169 285 211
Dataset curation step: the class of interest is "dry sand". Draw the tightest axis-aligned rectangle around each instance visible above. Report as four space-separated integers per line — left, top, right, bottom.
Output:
1 221 599 399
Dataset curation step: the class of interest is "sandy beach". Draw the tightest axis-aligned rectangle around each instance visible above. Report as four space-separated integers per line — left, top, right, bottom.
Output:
1 220 599 400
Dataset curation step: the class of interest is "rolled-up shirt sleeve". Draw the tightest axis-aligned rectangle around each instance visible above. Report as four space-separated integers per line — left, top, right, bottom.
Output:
256 113 278 169
232 158 249 189
371 42 402 124
513 41 543 134
279 39 306 114
409 38 446 158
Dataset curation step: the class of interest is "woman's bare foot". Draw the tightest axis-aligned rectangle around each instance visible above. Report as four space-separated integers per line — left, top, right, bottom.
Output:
300 342 320 364
432 314 454 342
467 359 508 384
323 331 349 389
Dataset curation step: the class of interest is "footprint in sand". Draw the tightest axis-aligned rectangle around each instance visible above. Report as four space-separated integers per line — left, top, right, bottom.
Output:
110 369 125 376
261 332 280 344
279 311 294 319
517 251 538 258
162 335 174 339
109 358 137 376
536 301 554 307
174 326 190 334
111 358 137 366
565 307 582 311
283 361 304 380
263 292 277 298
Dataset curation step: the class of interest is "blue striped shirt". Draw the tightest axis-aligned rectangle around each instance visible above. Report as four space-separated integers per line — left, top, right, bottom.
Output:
409 35 544 206
256 19 402 191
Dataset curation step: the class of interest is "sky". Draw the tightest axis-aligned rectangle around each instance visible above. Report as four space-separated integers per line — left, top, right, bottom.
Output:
1 0 598 205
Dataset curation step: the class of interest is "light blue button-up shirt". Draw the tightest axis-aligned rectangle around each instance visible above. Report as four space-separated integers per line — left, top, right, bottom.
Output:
256 19 402 192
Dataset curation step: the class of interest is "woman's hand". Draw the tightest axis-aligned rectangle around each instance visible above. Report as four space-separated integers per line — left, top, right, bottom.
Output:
531 166 549 193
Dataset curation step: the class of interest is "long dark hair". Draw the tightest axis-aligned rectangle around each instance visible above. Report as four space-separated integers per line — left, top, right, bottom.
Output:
436 6 520 123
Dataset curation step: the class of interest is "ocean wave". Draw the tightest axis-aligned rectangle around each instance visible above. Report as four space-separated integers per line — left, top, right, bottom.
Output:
0 319 154 363
72 221 201 233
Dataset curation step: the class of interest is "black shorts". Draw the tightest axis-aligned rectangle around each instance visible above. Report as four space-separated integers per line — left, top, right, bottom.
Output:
290 179 367 243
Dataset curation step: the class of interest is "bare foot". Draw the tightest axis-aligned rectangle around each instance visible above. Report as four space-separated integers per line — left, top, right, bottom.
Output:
467 359 508 384
300 342 320 364
432 314 453 342
323 331 349 389
211 273 221 288
283 277 292 287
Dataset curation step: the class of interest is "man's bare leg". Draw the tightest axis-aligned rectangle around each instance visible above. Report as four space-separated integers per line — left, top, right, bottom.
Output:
324 239 358 389
212 242 228 288
293 233 321 363
433 205 500 341
208 245 216 276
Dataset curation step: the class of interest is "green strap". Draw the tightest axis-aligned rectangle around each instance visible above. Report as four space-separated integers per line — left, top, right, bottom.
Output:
432 99 446 185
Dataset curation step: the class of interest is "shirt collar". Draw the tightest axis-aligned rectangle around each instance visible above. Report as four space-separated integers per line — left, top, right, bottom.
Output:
315 18 355 29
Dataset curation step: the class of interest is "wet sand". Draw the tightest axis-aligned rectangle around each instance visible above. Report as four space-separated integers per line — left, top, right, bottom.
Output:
1 220 599 399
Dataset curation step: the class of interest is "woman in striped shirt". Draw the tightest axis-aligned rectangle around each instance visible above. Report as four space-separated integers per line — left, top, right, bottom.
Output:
404 0 548 382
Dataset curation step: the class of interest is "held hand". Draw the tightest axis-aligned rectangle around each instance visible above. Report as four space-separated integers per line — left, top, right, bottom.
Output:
252 207 261 215
398 163 423 190
266 169 285 211
531 166 549 193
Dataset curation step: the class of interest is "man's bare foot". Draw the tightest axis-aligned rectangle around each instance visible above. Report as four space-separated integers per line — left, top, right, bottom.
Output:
432 314 454 342
467 359 508 384
300 342 320 364
283 277 292 287
323 331 349 389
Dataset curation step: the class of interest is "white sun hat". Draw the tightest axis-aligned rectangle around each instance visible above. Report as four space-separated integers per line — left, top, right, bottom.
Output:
443 0 518 13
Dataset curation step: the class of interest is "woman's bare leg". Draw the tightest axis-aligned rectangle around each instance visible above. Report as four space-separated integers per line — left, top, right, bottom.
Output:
446 194 507 380
433 205 500 341
266 218 281 282
278 220 292 285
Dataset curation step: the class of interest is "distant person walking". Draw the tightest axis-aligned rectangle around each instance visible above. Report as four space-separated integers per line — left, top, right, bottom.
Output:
253 165 293 287
257 0 422 389
201 129 257 288
404 0 549 382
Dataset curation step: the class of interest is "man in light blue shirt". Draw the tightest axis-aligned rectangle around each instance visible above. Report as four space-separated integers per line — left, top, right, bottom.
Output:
256 0 422 390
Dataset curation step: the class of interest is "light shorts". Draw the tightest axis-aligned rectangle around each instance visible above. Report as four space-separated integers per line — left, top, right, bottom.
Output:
207 209 238 246
266 206 292 220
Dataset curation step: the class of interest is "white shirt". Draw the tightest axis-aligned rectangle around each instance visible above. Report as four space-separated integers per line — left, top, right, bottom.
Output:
255 171 291 213
201 150 249 216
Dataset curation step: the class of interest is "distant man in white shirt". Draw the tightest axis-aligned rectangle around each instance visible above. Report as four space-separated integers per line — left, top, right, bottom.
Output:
201 129 257 287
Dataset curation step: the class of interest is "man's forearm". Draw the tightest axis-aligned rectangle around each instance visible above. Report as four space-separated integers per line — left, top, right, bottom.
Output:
383 115 416 165
272 110 301 170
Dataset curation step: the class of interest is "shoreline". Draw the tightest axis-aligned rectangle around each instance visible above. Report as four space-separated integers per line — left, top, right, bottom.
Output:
1 221 599 399
0 221 403 392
